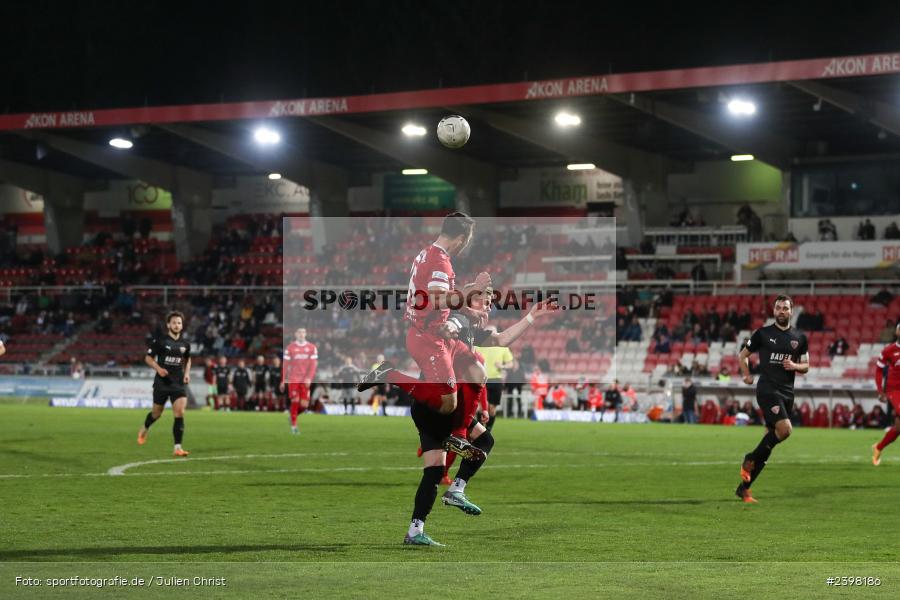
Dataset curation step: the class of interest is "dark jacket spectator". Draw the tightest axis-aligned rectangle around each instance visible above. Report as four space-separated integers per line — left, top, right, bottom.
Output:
828 337 849 358
879 320 897 344
871 288 893 307
866 405 890 429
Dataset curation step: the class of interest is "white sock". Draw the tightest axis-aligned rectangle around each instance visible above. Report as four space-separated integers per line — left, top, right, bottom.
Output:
448 478 466 493
407 519 424 537
174 444 182 451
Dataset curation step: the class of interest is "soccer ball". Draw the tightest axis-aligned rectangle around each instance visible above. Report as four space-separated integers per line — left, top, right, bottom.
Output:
436 115 471 149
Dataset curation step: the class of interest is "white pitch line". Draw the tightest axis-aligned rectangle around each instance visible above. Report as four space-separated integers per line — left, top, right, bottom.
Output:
0 454 890 480
106 452 350 476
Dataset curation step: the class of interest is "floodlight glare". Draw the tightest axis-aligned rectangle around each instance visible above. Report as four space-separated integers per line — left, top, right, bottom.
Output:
268 173 282 180
108 138 133 149
567 163 596 170
555 112 582 127
727 99 756 116
730 154 754 162
402 168 428 175
254 127 281 145
401 124 427 137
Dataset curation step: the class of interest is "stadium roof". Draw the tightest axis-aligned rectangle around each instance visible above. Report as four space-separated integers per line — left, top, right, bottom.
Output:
1 1 900 182
1 52 899 183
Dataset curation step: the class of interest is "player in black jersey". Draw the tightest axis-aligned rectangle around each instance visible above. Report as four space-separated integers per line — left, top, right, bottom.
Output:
232 359 252 410
252 355 271 410
270 356 286 412
736 295 809 503
138 311 192 457
213 357 231 411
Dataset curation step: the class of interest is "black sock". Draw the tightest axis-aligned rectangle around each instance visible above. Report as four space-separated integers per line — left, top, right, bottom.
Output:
749 459 767 486
144 412 158 429
749 430 780 464
455 431 495 483
487 414 496 430
173 417 184 444
411 466 444 522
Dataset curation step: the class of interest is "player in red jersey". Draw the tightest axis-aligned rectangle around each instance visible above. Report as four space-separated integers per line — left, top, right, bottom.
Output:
282 327 318 434
357 212 491 546
872 321 900 466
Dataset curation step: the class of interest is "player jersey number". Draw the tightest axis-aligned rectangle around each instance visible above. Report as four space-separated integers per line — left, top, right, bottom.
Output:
407 249 427 315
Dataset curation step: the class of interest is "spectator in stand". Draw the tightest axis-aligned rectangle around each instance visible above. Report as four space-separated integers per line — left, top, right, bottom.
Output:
857 219 876 240
549 384 567 409
681 377 697 425
690 323 707 344
784 231 799 243
138 217 152 239
871 288 894 307
719 322 737 342
530 364 549 410
691 261 708 282
70 358 85 380
717 367 731 383
849 404 866 429
96 311 113 334
63 312 76 337
818 219 838 241
621 383 638 412
884 222 900 240
690 360 709 377
604 380 623 422
639 236 656 256
575 377 589 411
828 336 849 358
741 400 762 426
653 286 674 312
620 315 642 342
653 324 671 354
867 404 890 429
879 319 897 344
737 204 763 241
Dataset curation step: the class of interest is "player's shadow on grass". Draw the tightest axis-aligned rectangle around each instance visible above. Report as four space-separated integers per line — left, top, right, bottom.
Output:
243 482 406 488
0 543 351 560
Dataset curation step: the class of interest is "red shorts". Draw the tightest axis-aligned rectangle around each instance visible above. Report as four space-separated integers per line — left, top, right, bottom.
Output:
406 327 479 394
288 383 310 402
452 352 486 438
888 390 900 413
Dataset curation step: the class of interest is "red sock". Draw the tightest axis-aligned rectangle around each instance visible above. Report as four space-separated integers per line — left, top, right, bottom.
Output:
386 371 419 393
877 427 899 451
387 370 449 410
290 402 300 426
444 451 458 478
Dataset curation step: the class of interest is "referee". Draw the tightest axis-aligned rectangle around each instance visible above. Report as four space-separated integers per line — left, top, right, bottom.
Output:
475 325 514 429
736 295 808 503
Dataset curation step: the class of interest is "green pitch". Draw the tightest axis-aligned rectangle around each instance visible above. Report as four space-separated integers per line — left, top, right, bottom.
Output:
1 404 897 599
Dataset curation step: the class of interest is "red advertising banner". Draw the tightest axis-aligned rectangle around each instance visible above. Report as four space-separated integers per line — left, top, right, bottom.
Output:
1 51 898 131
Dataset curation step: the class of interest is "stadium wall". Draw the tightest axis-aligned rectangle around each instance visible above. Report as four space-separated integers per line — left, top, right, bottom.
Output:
666 160 785 227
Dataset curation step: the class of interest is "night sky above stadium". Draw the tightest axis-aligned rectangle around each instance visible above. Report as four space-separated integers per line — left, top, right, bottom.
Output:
2 0 900 113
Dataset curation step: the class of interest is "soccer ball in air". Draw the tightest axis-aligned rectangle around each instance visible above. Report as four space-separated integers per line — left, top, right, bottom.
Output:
436 115 471 149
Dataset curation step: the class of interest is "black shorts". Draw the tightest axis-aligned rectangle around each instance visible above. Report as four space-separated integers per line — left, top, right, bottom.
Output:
486 380 504 406
757 392 793 428
153 386 187 406
411 402 452 453
216 383 229 395
235 387 249 398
